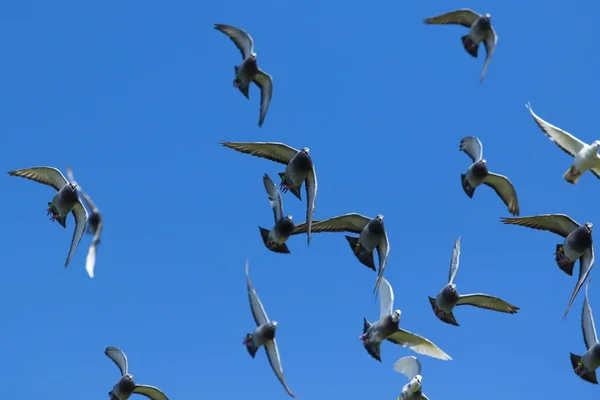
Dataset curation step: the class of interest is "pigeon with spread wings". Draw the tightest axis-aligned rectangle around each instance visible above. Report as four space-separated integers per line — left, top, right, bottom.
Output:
393 356 429 400
424 9 497 84
214 24 273 127
8 166 88 269
570 279 600 384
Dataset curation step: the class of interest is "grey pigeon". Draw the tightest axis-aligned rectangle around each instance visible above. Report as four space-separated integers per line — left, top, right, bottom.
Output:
428 236 519 326
259 173 296 254
459 136 519 216
393 356 429 400
243 260 296 398
214 24 273 127
8 166 89 268
66 166 103 278
219 140 317 244
500 214 594 318
424 9 497 84
570 279 600 384
294 213 389 295
360 277 451 362
526 102 600 184
104 346 169 400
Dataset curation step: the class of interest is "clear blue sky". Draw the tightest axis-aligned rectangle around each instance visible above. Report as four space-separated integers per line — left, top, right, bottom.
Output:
1 0 599 399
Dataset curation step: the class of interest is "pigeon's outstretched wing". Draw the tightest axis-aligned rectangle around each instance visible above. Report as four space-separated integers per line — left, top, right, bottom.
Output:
246 260 269 326
483 172 519 216
500 214 580 238
448 236 461 284
265 340 296 398
8 166 69 192
65 202 88 268
133 385 169 400
254 70 273 128
378 277 394 319
387 329 452 361
582 279 598 350
423 9 480 28
214 24 254 60
219 141 299 165
564 246 595 319
459 136 483 163
263 173 284 222
457 294 520 313
393 356 422 380
104 347 128 376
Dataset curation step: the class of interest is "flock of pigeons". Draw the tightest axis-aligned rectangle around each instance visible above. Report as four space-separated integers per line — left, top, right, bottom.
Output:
5 7 600 400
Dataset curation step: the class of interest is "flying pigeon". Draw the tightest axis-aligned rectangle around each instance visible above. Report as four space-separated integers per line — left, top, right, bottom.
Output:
219 140 317 244
424 9 497 84
214 24 273 127
293 213 389 295
258 173 297 253
428 236 519 326
243 260 296 398
459 136 519 216
8 166 89 268
570 279 600 384
526 102 600 184
360 277 451 362
393 356 429 400
66 166 103 278
104 346 169 400
500 214 594 318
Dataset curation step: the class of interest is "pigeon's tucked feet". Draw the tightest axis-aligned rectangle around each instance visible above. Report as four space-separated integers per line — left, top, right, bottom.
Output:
243 334 253 346
555 246 572 267
359 334 367 345
434 305 445 318
575 362 587 376
46 203 59 222
266 240 278 250
279 177 295 193
353 244 363 256
233 78 242 88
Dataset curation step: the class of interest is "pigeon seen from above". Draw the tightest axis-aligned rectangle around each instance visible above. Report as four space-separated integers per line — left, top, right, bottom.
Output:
293 213 389 295
243 260 296 398
8 166 89 269
393 356 429 400
570 279 600 384
66 166 104 278
214 24 273 127
424 9 497 84
526 102 600 185
459 136 519 216
219 140 317 244
104 346 169 400
360 277 452 362
500 214 594 318
428 236 519 326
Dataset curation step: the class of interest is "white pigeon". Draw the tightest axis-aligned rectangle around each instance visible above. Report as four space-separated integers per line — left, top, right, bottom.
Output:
393 356 429 400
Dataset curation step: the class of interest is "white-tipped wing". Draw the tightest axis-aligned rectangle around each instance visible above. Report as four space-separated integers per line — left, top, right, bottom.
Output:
265 340 296 398
133 385 169 400
448 236 461 284
65 201 88 268
564 246 595 319
457 293 520 313
219 140 299 165
214 24 254 60
387 329 452 361
254 70 273 128
583 279 598 349
263 173 284 222
246 260 269 326
378 277 394 319
483 172 520 216
459 136 483 163
526 102 586 158
499 214 580 238
480 28 497 84
8 166 69 192
423 9 480 28
104 346 128 376
86 219 103 278
373 229 390 296
393 356 422 380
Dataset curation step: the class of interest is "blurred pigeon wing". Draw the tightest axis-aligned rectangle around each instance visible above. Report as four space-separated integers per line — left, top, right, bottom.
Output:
254 70 273 128
459 136 483 163
263 173 284 222
583 280 598 349
104 347 128 376
483 172 520 216
304 165 318 245
65 202 88 268
393 356 421 380
214 24 254 59
423 9 480 28
456 294 519 313
265 340 296 398
378 277 394 319
133 385 169 400
66 166 76 184
526 102 585 158
373 230 390 296
293 213 371 234
219 141 299 165
448 236 461 284
246 260 269 326
85 220 103 278
564 246 595 318
387 329 452 360
499 214 580 238
8 166 69 192
480 29 497 84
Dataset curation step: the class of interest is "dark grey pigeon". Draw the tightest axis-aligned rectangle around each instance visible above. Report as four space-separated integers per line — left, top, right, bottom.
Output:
243 260 296 398
259 173 296 254
500 214 594 318
67 166 103 278
219 140 317 244
424 9 497 84
8 166 89 269
459 136 519 216
570 279 600 384
428 236 519 326
214 24 273 127
104 346 169 400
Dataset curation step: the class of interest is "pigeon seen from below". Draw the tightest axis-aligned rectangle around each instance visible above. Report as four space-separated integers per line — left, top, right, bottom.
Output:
67 166 103 278
360 277 451 362
243 260 296 398
219 140 317 244
526 102 600 185
294 213 389 295
8 166 89 268
104 346 169 400
428 236 519 326
393 356 429 400
500 214 594 318
424 9 497 84
214 24 273 127
459 136 519 216
570 279 600 384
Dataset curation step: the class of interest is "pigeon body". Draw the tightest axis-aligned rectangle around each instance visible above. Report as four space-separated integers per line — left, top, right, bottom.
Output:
571 280 600 384
8 166 89 268
243 260 296 398
394 356 429 400
500 214 594 317
526 102 600 184
459 136 519 216
214 24 273 127
360 277 451 362
429 237 519 326
424 9 497 83
219 141 317 244
104 346 169 400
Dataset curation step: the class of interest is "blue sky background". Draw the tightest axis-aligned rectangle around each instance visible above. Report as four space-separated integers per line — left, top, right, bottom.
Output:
1 0 599 398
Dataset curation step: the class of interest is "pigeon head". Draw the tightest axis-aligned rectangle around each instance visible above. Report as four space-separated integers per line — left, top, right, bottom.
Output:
118 374 136 393
263 321 278 340
301 147 310 154
409 375 423 392
585 222 594 233
279 216 296 235
250 53 257 61
481 14 492 26
593 140 600 148
62 183 80 203
391 309 401 323
472 159 489 177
